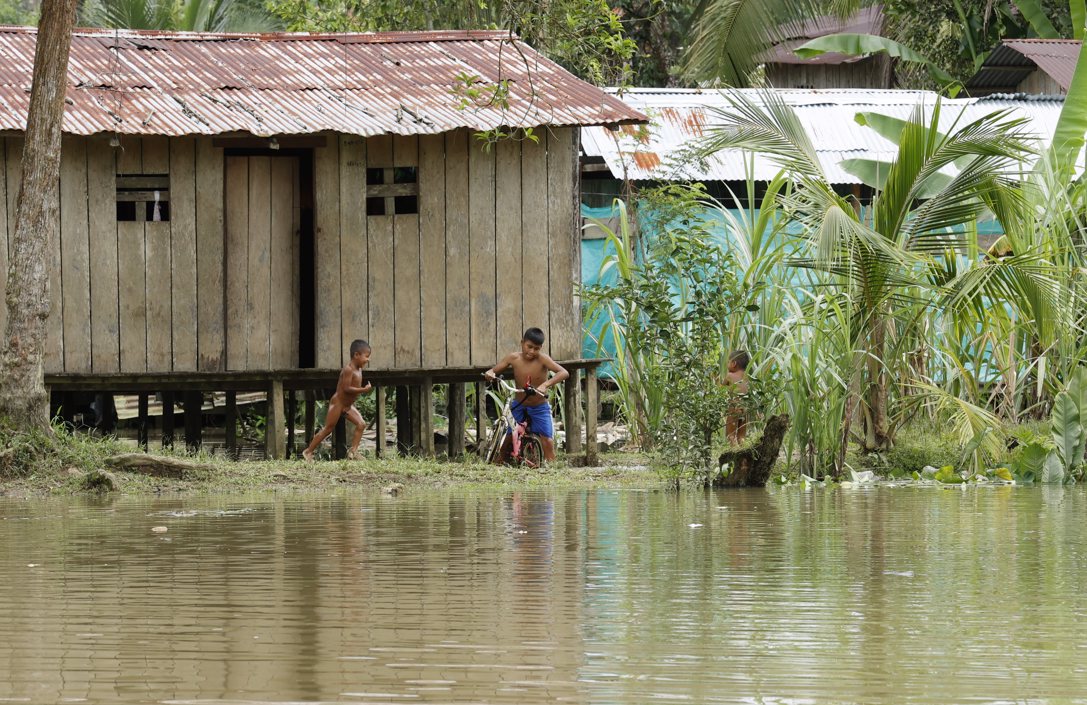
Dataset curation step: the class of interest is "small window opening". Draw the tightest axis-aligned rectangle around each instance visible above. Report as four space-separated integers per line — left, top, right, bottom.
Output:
116 174 170 222
367 164 418 217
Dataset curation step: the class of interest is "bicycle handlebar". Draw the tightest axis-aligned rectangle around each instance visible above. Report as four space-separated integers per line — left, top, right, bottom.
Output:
483 374 545 397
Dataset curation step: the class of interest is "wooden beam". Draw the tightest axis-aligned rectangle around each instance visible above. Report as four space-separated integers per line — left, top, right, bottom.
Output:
225 391 237 460
475 381 486 457
420 377 434 456
184 391 202 451
396 385 411 455
375 385 387 458
447 382 465 457
304 389 316 446
286 390 297 458
265 378 285 460
161 391 175 449
585 366 599 466
564 371 582 456
137 393 149 450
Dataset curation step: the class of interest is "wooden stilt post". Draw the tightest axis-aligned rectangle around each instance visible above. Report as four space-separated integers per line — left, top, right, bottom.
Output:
225 391 237 460
161 391 175 450
396 385 411 455
475 381 487 457
448 382 466 457
585 366 599 466
137 393 149 450
375 385 387 459
409 385 422 454
420 377 434 456
286 390 297 458
564 372 582 457
304 390 316 445
266 379 285 460
184 391 202 452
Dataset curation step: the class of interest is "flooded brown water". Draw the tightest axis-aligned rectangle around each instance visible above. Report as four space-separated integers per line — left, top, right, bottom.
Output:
2 486 1087 703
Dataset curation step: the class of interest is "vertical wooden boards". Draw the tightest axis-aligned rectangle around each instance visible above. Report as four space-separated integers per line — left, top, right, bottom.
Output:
44 151 63 372
117 139 144 373
59 136 90 372
393 135 420 368
195 138 224 371
367 135 395 367
495 138 523 356
117 220 147 372
547 127 578 360
0 140 7 340
246 156 272 370
468 139 496 366
444 130 471 367
224 156 248 370
144 136 172 372
314 138 341 368
87 138 119 373
520 134 549 340
339 135 367 357
418 133 446 368
145 219 173 372
270 157 298 368
170 137 198 371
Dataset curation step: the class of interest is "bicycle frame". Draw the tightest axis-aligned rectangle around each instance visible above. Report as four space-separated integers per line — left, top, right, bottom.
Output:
484 377 543 466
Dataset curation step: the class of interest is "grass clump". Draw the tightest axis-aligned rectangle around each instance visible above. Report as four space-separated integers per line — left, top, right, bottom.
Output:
849 424 962 477
0 423 127 479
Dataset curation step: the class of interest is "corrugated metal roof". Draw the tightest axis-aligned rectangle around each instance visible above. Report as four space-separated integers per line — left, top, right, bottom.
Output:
0 25 646 136
967 38 1080 92
581 89 1070 184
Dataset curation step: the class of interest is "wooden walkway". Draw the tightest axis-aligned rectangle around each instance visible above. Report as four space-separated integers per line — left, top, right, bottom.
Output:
45 359 605 464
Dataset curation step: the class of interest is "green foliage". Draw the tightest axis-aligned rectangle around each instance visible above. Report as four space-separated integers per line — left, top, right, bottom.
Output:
582 185 763 479
0 423 127 479
0 0 36 25
80 0 280 32
267 0 636 87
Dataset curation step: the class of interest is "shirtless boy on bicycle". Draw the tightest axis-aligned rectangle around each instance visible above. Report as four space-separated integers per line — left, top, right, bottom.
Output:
302 339 373 461
483 327 569 462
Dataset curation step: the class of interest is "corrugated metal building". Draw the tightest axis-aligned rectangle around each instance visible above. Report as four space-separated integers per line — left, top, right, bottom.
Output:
581 88 1069 191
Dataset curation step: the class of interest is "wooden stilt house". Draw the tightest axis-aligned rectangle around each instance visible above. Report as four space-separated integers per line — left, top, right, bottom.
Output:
0 26 645 459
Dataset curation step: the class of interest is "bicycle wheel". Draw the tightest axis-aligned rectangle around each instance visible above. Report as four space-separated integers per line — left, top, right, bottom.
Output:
519 434 545 469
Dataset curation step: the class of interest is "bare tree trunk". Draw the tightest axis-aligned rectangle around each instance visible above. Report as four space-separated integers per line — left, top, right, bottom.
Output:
863 315 892 451
0 0 78 431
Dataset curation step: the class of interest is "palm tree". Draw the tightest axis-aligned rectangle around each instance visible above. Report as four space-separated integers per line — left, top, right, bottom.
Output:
682 0 863 86
81 0 280 32
698 92 1036 451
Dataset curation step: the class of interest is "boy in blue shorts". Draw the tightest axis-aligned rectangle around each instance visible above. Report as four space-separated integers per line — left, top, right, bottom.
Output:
483 327 569 462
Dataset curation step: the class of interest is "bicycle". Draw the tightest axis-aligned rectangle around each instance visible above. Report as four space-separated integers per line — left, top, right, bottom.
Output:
481 376 546 468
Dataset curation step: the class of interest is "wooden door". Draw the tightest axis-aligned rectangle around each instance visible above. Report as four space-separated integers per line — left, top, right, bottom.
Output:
224 156 300 370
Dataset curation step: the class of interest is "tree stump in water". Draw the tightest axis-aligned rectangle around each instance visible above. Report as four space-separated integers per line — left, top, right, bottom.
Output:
715 414 790 488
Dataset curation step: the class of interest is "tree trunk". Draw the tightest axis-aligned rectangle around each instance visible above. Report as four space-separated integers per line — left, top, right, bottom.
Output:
716 414 790 487
0 0 78 430
863 315 892 451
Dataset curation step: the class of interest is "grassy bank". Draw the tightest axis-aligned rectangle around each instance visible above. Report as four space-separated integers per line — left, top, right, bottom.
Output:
0 426 660 497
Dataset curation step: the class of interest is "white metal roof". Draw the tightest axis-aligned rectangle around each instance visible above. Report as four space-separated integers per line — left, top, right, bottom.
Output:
581 88 1070 184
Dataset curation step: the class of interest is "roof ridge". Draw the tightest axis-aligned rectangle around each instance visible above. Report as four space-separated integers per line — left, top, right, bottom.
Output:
0 24 515 43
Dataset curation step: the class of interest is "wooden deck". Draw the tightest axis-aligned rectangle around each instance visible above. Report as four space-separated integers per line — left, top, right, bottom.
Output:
46 359 605 465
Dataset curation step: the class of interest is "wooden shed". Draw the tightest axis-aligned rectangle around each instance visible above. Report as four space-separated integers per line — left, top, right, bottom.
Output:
0 26 645 459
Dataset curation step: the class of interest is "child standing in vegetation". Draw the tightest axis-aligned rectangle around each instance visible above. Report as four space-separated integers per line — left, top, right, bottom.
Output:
724 350 750 444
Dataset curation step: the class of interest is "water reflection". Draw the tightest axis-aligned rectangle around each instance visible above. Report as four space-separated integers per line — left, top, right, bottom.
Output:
2 487 1087 703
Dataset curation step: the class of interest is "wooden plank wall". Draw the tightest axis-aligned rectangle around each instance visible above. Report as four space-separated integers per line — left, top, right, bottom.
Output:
12 135 226 375
31 126 581 375
307 126 583 370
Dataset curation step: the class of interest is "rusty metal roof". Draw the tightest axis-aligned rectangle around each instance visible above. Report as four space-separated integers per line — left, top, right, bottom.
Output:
967 39 1080 93
0 25 646 136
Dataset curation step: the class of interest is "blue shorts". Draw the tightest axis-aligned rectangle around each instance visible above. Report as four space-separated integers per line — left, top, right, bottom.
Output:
510 400 554 438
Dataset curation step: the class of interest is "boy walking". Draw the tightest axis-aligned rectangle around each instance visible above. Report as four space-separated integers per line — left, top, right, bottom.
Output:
483 327 569 462
724 350 750 444
303 339 373 461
